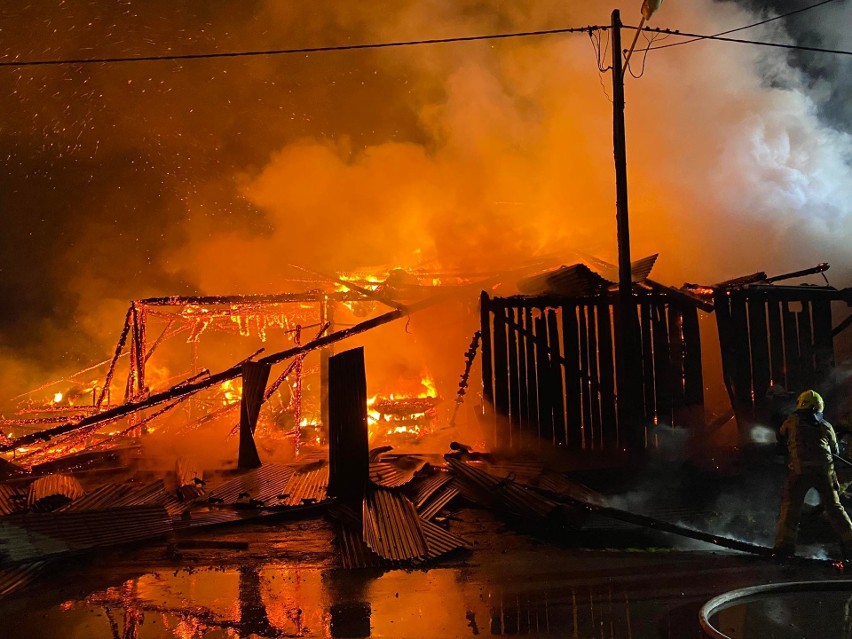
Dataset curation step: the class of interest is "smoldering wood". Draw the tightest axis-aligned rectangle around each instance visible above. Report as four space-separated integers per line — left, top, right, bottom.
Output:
95 306 133 409
0 301 427 453
326 348 369 501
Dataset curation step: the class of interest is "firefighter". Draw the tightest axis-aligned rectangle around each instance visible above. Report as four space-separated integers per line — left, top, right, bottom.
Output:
773 390 852 557
835 412 852 494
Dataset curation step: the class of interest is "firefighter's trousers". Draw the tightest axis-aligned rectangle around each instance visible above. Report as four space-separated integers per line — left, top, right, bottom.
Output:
774 470 852 551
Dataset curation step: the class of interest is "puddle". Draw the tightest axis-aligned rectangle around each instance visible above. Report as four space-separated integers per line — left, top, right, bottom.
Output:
0 561 702 638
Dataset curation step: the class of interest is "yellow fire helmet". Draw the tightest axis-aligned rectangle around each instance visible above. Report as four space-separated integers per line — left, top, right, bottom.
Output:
796 389 825 413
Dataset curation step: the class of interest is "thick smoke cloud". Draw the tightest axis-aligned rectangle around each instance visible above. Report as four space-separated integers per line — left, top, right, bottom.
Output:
0 1 850 403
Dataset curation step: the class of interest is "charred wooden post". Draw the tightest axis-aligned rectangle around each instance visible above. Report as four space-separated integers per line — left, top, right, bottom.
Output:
238 361 271 469
327 347 369 501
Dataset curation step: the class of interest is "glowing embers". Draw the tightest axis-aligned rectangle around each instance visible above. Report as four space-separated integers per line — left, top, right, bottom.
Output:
367 374 440 441
178 302 309 343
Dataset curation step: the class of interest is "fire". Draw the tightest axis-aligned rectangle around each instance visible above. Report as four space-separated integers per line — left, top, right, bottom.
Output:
52 392 63 404
219 379 241 406
367 373 440 441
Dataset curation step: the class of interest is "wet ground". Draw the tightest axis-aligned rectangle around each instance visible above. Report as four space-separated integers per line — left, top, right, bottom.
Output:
0 507 846 639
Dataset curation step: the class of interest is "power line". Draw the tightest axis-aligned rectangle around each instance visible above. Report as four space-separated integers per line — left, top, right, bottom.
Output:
647 0 839 52
630 25 852 56
0 25 604 69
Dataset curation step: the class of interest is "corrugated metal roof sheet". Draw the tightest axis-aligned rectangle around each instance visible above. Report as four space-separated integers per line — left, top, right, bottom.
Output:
447 458 559 522
0 483 27 517
278 465 328 507
418 483 459 521
62 483 137 512
337 525 388 570
0 505 173 564
0 560 52 597
27 474 85 511
362 488 428 561
368 457 426 489
517 264 609 297
206 464 295 507
419 517 469 560
411 470 453 509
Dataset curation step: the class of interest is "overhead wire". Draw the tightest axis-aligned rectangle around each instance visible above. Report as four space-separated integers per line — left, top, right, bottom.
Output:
0 25 605 68
647 0 839 52
631 26 852 56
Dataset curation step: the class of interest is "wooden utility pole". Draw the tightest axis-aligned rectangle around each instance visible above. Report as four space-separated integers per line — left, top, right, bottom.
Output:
611 9 645 451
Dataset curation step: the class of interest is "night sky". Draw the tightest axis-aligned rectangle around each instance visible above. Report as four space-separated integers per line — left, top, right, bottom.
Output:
1 1 850 395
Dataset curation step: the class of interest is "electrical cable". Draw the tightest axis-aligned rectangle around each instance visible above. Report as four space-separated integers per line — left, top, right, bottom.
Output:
633 26 852 56
648 0 838 52
0 25 605 68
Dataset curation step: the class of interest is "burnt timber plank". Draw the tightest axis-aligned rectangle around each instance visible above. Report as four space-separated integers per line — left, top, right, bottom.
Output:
729 291 753 411
561 304 583 448
492 306 510 449
767 300 785 387
681 305 704 407
578 305 593 448
480 292 494 409
652 300 673 426
797 300 815 385
747 298 771 403
812 298 834 381
596 302 617 448
535 313 554 446
547 310 567 447
507 307 521 448
782 301 802 394
524 308 539 441
667 305 686 409
517 308 530 437
640 300 656 425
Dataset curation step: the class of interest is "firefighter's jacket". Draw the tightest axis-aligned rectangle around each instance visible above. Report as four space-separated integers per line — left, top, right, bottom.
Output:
780 410 838 474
